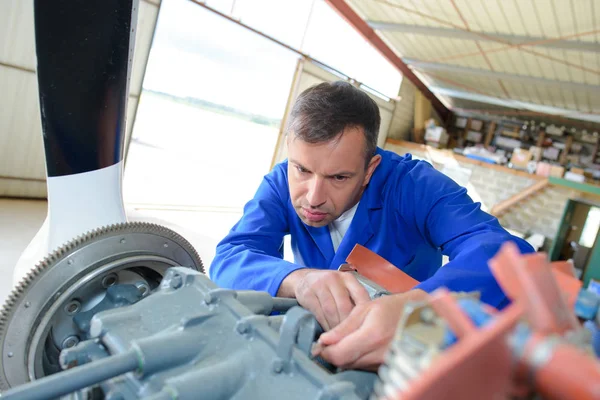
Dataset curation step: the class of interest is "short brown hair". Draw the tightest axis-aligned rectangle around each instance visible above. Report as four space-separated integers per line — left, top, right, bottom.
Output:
286 81 381 164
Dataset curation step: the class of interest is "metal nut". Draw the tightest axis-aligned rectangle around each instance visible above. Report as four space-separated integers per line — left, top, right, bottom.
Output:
64 300 81 315
102 273 118 288
135 282 150 296
62 336 80 349
170 274 183 290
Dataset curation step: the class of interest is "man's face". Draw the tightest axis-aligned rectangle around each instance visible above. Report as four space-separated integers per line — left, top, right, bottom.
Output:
287 126 381 227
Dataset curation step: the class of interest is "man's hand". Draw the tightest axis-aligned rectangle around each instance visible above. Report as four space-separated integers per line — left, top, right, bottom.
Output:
278 269 371 330
314 289 429 371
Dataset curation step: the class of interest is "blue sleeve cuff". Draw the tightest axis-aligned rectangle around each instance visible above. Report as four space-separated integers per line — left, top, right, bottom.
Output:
266 264 306 297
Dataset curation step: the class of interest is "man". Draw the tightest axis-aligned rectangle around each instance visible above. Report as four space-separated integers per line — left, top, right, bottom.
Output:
209 81 534 369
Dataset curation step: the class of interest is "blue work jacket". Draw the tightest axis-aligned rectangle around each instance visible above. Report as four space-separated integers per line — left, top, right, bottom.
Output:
209 148 534 308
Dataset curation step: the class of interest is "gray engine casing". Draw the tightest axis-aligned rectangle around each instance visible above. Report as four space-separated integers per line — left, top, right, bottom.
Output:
58 267 376 400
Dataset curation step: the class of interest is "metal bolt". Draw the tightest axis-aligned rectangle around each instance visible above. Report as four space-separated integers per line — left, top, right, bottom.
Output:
420 308 436 325
163 243 169 248
64 300 81 315
204 292 215 305
236 321 249 334
24 302 30 308
120 239 126 244
7 352 13 358
272 359 284 374
62 336 79 349
170 274 183 290
102 274 118 288
135 282 150 296
67 259 74 265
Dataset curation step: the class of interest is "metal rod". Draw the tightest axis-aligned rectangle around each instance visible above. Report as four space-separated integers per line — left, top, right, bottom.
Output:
272 298 299 312
367 22 600 54
1 351 139 400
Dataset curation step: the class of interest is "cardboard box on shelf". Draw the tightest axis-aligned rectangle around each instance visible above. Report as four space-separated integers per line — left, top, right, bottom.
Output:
501 130 520 138
570 167 585 175
470 119 483 131
465 130 483 143
425 126 449 148
529 146 542 162
536 162 551 177
542 146 560 161
565 171 585 182
455 117 468 129
537 162 565 177
550 165 565 177
510 148 533 169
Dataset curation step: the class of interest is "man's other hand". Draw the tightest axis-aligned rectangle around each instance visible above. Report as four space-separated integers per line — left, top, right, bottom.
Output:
315 289 429 371
278 269 371 330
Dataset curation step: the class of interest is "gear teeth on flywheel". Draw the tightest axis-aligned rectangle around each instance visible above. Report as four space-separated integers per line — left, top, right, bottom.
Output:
0 221 204 390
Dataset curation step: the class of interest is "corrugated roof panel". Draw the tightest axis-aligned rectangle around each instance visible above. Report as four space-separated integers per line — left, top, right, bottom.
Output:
428 0 465 28
513 1 545 37
580 51 600 85
419 38 482 65
389 0 442 27
497 1 529 37
573 1 595 37
380 32 425 59
532 85 556 107
499 80 527 104
457 0 493 33
0 66 45 181
350 0 600 127
0 0 36 70
533 2 557 37
594 0 600 42
551 0 576 37
476 1 513 36
558 86 579 111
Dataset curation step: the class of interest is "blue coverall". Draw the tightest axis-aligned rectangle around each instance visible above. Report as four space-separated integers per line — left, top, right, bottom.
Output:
210 148 534 308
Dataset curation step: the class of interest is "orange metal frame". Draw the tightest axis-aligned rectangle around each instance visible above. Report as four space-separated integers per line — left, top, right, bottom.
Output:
344 242 599 399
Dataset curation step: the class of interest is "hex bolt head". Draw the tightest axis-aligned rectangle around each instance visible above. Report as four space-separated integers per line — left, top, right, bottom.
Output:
419 308 436 325
236 321 250 334
64 300 81 315
62 336 80 349
102 273 118 288
272 359 284 374
170 274 183 289
135 282 150 296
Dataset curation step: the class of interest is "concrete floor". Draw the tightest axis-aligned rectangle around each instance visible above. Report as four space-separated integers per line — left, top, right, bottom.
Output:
0 198 253 306
0 199 47 305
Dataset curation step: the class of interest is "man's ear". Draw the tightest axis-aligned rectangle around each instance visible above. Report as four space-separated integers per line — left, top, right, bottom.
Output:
363 154 382 185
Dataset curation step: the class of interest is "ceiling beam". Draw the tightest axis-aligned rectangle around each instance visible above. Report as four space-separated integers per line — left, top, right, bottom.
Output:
325 0 451 121
368 21 600 53
431 86 600 124
403 58 600 93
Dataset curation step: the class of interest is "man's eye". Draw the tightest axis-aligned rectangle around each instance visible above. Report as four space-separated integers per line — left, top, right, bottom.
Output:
333 175 348 182
296 165 308 173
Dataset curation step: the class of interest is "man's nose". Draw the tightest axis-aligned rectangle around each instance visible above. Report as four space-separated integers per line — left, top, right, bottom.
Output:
306 177 326 207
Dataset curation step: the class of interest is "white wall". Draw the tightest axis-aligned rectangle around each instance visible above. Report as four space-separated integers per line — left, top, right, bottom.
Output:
0 0 160 198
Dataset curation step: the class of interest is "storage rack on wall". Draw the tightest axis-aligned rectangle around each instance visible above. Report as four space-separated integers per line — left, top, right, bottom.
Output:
449 115 600 179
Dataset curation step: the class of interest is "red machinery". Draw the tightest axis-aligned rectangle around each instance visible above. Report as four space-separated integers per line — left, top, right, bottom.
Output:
342 242 600 400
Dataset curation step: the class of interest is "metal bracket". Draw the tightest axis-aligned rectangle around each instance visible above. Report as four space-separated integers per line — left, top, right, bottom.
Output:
273 307 318 373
